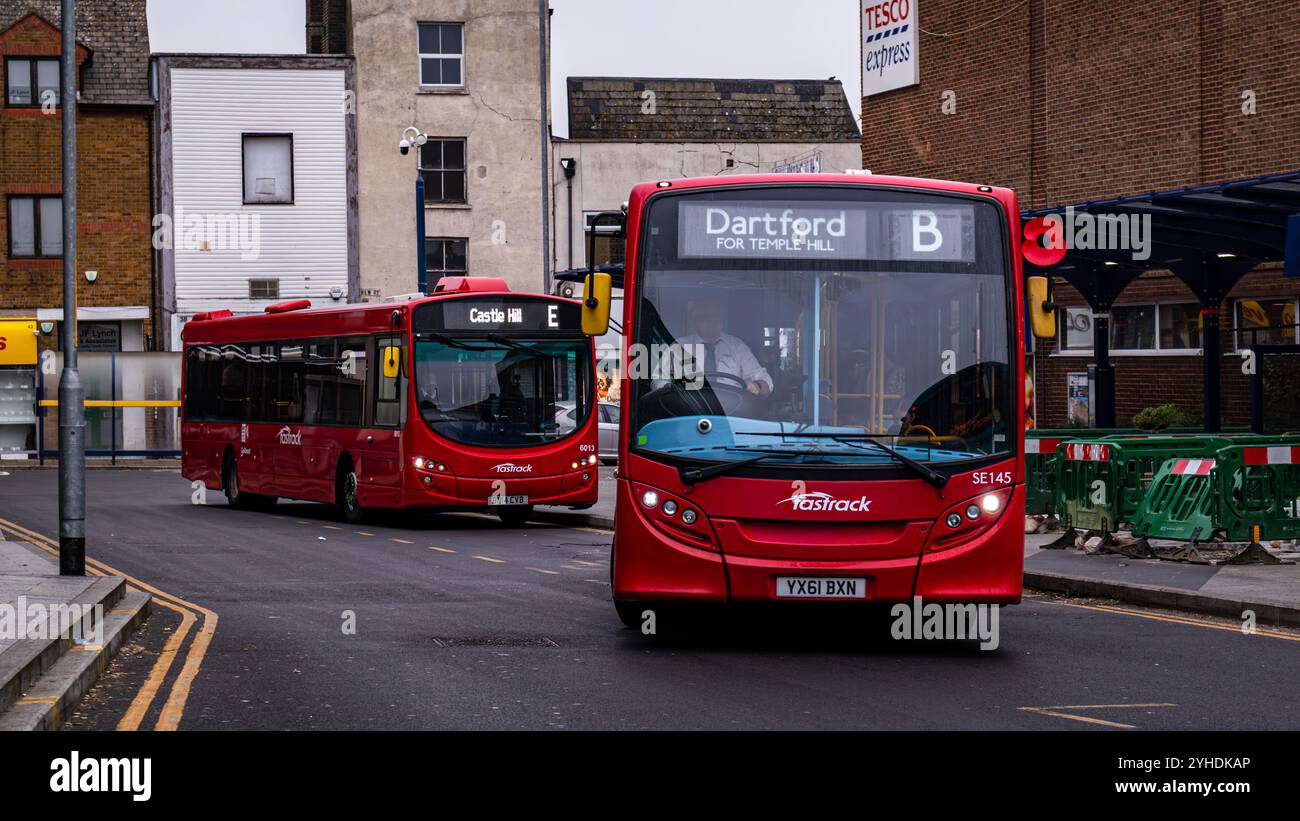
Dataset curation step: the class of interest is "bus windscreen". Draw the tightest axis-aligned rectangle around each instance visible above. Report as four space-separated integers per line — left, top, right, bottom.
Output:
412 298 592 448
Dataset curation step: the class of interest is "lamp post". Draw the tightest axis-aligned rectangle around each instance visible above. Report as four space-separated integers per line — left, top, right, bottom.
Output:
58 0 85 576
399 126 429 293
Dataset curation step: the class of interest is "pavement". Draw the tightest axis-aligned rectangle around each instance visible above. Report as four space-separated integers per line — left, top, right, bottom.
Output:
0 537 151 730
1 468 1298 730
1024 533 1300 628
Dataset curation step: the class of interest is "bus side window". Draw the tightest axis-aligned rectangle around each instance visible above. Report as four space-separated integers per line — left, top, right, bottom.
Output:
374 336 404 427
275 344 304 423
336 338 368 426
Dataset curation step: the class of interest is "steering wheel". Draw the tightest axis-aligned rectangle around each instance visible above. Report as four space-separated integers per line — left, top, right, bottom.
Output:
692 371 752 415
903 424 938 439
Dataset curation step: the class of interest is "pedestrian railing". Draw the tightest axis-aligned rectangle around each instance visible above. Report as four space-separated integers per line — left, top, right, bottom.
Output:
1025 428 1144 517
1042 434 1300 564
1211 444 1300 543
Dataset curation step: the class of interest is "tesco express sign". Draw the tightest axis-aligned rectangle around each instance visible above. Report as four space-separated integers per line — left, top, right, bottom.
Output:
861 0 919 96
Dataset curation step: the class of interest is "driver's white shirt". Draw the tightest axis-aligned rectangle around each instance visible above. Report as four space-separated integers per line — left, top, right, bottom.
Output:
678 333 773 392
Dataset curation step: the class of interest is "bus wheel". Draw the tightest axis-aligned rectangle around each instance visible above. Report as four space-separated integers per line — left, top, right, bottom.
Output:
223 454 250 510
614 601 649 631
337 462 364 524
496 505 533 527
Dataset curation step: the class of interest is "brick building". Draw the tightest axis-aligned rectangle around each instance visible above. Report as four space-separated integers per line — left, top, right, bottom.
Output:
857 0 1300 428
0 0 154 352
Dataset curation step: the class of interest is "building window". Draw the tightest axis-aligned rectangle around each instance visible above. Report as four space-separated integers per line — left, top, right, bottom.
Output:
242 134 294 204
583 212 627 267
1235 298 1298 348
419 139 466 204
1158 302 1202 350
1059 302 1210 353
1059 306 1093 351
249 279 281 300
417 23 464 87
5 57 59 107
425 238 468 287
7 196 62 258
1109 304 1156 350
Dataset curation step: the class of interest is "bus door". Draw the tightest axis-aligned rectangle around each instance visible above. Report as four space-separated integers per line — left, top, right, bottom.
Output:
270 341 308 481
361 335 405 496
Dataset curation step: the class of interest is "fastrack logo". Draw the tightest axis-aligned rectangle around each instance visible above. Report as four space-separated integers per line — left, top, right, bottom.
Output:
777 491 873 513
493 463 533 474
276 426 302 446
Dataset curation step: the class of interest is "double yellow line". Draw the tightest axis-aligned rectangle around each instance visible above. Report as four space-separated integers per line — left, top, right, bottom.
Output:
0 517 217 731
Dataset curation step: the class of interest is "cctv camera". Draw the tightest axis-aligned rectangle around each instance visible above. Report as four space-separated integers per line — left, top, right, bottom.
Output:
399 138 411 155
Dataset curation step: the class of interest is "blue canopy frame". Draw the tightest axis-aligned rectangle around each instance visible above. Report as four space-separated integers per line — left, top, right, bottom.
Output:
1024 170 1300 431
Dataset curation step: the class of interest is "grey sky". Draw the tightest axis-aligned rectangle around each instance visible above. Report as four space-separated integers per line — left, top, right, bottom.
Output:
147 0 862 135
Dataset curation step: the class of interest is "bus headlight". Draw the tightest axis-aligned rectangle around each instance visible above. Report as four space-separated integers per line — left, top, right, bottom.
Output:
632 483 716 551
412 457 447 473
931 487 1013 552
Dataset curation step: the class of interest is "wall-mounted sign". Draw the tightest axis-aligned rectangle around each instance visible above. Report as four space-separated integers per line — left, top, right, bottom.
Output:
773 152 822 174
1067 371 1091 427
861 0 919 97
0 320 38 366
78 322 121 352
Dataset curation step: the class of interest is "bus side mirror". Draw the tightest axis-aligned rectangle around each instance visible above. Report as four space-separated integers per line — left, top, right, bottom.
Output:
582 272 612 337
1027 276 1056 340
382 346 401 380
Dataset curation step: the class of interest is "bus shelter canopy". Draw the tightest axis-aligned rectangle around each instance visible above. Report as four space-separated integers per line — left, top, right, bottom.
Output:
1022 170 1300 432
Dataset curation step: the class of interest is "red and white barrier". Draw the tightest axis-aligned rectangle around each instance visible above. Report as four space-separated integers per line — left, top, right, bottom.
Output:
1169 458 1215 476
1025 438 1061 455
1065 443 1110 461
1243 445 1300 466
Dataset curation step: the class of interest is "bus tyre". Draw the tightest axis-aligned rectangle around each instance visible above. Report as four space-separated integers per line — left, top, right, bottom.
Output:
223 455 251 510
614 601 646 631
337 463 364 524
497 505 533 527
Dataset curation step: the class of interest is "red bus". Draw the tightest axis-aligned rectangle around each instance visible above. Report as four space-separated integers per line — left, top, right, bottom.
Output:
181 277 600 526
583 174 1048 627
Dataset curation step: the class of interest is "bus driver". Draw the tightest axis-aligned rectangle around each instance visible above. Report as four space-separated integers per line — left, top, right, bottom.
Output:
678 298 772 397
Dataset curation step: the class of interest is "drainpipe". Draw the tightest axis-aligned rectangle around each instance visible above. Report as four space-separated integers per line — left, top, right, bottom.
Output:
560 157 577 269
538 0 552 294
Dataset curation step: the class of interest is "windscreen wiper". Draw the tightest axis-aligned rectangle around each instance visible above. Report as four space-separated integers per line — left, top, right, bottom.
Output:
678 448 828 486
735 431 948 489
831 436 948 488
